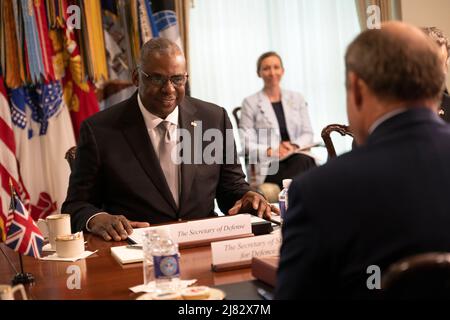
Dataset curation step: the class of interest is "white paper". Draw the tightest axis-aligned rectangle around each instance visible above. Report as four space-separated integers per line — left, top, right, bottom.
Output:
279 141 323 163
129 279 197 293
110 245 145 264
42 243 56 252
211 231 282 266
129 215 252 245
40 250 97 262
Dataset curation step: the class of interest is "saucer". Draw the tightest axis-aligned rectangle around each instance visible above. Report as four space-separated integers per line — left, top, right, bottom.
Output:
205 288 226 300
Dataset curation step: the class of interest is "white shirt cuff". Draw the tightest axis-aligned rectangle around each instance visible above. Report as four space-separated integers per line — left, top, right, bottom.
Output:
86 212 108 232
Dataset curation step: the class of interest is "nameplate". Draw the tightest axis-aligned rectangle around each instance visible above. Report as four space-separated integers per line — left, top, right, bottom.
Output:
211 230 282 271
128 215 253 248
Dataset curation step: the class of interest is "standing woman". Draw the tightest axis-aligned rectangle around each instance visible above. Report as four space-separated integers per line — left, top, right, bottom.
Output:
239 51 316 188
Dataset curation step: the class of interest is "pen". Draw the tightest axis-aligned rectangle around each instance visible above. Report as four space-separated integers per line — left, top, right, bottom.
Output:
268 217 282 226
255 214 282 226
126 245 143 250
126 238 137 245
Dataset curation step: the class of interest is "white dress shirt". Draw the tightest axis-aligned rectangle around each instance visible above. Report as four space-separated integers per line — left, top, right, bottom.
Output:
368 108 407 135
137 94 180 206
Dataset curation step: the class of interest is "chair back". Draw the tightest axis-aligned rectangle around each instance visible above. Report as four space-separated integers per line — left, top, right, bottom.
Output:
231 106 260 189
232 107 241 127
65 146 77 171
381 252 450 299
321 124 353 160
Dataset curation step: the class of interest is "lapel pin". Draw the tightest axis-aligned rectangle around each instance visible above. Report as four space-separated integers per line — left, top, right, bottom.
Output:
191 121 197 127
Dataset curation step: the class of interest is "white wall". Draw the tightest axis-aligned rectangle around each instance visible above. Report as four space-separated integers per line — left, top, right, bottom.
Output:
401 0 450 89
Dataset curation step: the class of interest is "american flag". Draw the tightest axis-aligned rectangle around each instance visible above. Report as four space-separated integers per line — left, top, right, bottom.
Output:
1 75 29 240
5 192 43 258
10 80 75 220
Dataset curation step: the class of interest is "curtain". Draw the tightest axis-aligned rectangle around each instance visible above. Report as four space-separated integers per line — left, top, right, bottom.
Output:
355 0 402 30
175 0 192 74
189 0 361 158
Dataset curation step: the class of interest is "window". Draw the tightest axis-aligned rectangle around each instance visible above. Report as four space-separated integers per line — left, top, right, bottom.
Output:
189 0 360 157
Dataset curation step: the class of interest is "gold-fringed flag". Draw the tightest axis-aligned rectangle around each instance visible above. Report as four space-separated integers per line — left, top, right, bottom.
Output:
138 0 156 44
33 0 56 81
1 0 27 88
151 0 184 51
0 212 6 242
19 0 46 83
83 0 108 82
60 1 100 140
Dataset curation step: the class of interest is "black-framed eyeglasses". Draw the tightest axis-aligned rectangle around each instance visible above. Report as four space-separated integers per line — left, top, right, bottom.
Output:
139 69 188 87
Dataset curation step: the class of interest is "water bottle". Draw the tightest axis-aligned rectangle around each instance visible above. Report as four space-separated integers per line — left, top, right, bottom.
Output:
279 179 292 219
142 230 161 287
152 232 180 292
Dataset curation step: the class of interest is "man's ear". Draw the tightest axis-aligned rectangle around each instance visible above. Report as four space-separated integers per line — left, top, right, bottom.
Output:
132 68 139 87
348 71 364 111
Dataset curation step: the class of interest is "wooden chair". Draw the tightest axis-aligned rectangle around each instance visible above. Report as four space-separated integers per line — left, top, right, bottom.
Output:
381 252 450 299
232 107 242 127
321 124 353 160
232 107 280 201
65 146 77 172
232 106 258 188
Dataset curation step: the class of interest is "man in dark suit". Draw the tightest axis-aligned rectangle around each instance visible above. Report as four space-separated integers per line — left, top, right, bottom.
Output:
62 38 276 241
275 22 450 299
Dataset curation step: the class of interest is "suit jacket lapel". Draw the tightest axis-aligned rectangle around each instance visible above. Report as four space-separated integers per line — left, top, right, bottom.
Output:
120 93 178 213
178 98 197 215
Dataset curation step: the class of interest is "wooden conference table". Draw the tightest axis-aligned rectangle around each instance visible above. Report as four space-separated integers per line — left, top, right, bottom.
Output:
0 233 256 300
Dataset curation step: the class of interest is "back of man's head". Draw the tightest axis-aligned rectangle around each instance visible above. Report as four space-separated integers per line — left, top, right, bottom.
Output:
345 22 445 104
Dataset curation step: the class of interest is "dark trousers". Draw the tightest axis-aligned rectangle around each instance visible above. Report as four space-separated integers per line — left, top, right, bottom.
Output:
264 153 316 188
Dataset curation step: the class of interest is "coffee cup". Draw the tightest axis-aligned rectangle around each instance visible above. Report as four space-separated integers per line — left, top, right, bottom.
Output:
46 214 71 250
55 232 85 258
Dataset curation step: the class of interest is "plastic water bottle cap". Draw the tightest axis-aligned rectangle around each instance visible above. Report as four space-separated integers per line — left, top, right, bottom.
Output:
282 179 293 189
155 226 171 239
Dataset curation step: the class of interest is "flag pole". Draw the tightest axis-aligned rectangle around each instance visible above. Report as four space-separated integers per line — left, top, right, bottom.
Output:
8 179 35 285
9 178 15 208
12 253 35 285
18 253 25 274
0 245 18 273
